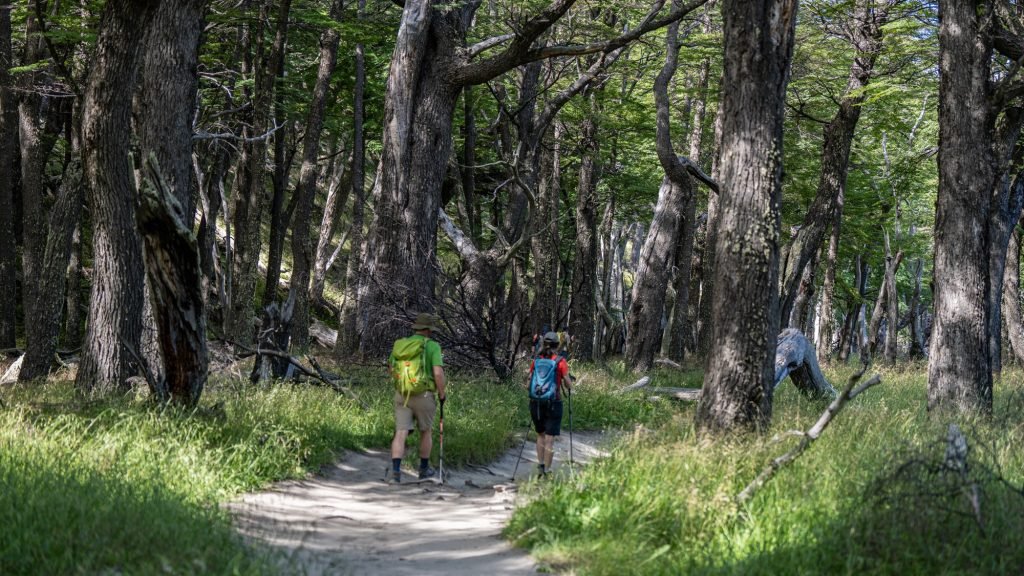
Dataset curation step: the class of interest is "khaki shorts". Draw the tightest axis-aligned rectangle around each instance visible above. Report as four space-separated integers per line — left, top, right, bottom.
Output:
394 391 436 432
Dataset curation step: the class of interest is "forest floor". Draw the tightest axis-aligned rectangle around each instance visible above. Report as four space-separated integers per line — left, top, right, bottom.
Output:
229 429 614 575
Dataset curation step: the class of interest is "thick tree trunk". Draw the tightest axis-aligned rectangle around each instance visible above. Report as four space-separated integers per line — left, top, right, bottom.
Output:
353 3 463 357
531 123 561 335
77 0 158 392
778 0 883 325
696 0 797 433
666 194 697 363
570 104 600 362
0 6 16 347
1002 228 1024 363
288 0 341 351
817 215 841 360
928 0 994 413
696 99 724 357
789 251 817 331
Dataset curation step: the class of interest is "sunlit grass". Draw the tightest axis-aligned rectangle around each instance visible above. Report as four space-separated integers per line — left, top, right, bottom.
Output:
507 364 1024 575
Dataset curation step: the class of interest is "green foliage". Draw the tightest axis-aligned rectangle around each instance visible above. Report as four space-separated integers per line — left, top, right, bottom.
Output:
507 366 1024 575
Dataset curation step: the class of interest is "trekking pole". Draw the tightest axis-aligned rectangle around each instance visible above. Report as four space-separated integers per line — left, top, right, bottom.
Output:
438 397 445 484
568 387 574 476
511 426 529 482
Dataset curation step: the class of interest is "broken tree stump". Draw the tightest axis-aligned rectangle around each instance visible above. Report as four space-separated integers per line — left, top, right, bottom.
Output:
774 328 836 398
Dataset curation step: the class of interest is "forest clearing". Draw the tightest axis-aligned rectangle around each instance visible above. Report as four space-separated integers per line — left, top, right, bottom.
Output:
2 0 1024 574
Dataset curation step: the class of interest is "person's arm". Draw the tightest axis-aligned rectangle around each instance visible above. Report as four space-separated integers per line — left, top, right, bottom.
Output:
433 365 446 401
558 359 572 394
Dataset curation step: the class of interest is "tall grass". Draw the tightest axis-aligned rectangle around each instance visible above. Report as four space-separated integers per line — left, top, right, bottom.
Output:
507 365 1024 575
0 362 673 575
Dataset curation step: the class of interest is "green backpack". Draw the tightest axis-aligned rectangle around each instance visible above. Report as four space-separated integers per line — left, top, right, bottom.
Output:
391 336 433 402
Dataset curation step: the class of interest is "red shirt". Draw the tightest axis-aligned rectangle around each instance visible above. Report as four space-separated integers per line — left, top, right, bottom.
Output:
529 355 571 400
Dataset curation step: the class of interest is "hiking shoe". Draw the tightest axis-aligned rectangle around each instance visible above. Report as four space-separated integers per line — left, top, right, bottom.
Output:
385 469 401 484
418 465 437 480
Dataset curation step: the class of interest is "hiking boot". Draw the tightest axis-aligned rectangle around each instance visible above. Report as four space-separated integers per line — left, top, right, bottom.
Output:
418 465 437 480
385 469 401 484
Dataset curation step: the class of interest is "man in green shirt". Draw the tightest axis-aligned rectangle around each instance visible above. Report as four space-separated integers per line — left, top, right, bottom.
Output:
386 312 446 483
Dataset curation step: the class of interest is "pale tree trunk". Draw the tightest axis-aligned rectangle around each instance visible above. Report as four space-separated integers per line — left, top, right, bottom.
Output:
697 0 798 433
867 247 902 359
838 254 867 363
288 0 342 351
883 242 900 364
817 215 841 360
63 223 84 348
1002 227 1024 363
908 257 926 359
0 5 16 347
77 0 158 393
928 0 994 413
336 0 369 357
778 0 885 325
310 143 351 304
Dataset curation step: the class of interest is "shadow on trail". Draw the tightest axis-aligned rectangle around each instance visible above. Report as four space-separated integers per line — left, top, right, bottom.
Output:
230 430 614 576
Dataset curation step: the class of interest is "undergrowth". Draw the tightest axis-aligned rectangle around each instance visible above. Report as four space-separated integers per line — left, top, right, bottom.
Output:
0 360 669 575
506 365 1024 575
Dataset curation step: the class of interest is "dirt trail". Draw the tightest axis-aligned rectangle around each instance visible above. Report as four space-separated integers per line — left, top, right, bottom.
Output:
230 430 612 576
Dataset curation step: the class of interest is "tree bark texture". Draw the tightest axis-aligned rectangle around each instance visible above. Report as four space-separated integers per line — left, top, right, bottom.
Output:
817 215 841 359
63 223 84 348
697 0 797 433
262 0 295 311
0 6 16 347
531 123 562 335
288 0 340 351
697 96 724 357
908 257 926 358
227 2 274 345
1002 227 1024 364
928 0 994 414
778 0 885 325
19 164 82 381
77 0 158 392
137 157 209 405
570 104 600 362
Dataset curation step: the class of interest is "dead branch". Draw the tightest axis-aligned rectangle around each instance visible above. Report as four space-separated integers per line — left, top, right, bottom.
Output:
737 365 882 505
616 376 651 394
654 358 682 369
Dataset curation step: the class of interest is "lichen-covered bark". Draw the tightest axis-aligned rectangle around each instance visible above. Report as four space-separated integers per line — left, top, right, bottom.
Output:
696 0 798 433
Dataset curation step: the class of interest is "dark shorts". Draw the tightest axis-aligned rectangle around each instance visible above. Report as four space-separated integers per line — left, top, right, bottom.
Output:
530 399 563 436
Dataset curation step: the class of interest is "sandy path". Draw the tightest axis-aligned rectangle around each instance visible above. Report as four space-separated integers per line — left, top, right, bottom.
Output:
230 431 612 576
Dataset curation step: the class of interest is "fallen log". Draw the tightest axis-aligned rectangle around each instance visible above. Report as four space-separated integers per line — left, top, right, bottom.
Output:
616 376 651 394
309 319 338 348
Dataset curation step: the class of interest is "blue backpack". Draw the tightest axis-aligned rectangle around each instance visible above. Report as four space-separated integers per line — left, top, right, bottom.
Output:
530 357 558 401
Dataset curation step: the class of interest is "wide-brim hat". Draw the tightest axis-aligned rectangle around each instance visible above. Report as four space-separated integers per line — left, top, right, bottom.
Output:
412 312 439 331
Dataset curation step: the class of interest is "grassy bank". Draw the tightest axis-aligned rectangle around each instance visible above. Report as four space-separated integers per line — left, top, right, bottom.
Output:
506 365 1024 575
0 361 671 575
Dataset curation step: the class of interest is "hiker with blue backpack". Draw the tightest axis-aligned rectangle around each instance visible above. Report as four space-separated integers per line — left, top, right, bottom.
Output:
528 331 573 477
386 312 446 484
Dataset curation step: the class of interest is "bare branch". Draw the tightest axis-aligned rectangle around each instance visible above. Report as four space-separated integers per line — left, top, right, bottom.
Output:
465 33 515 58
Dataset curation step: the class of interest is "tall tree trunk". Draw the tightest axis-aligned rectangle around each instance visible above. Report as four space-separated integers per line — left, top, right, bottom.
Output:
908 257 926 359
697 0 797 433
336 0 368 356
666 193 697 363
697 97 724 357
531 122 561 335
985 111 1024 377
817 215 841 360
838 254 866 363
288 0 341 351
1002 227 1024 363
789 250 817 332
883 245 901 364
778 0 885 325
462 84 481 245
19 160 83 381
0 5 16 347
928 0 994 413
76 0 158 392
226 1 274 345
570 99 600 362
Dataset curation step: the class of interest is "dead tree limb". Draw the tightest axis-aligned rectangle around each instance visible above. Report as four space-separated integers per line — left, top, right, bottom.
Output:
737 365 882 505
616 376 651 394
